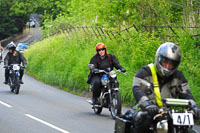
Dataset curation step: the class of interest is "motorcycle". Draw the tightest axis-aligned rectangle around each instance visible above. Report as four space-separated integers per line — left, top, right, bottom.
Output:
87 64 125 119
5 64 23 94
115 98 198 133
114 80 198 133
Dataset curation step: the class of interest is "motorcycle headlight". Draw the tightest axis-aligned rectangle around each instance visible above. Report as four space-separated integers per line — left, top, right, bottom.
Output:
101 75 108 85
156 120 168 133
110 70 117 78
13 65 20 71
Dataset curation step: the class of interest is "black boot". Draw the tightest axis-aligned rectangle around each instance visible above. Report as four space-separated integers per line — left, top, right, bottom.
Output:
20 79 24 84
4 79 8 84
91 97 98 105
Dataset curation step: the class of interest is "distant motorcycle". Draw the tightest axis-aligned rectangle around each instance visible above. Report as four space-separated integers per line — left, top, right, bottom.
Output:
87 64 125 119
5 64 24 94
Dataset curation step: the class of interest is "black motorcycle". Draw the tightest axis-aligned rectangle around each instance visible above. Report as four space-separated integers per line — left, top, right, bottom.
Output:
115 98 198 133
114 79 198 133
87 64 125 119
5 64 23 94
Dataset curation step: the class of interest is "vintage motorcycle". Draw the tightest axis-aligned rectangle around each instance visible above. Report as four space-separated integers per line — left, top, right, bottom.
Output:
5 64 23 94
87 64 125 119
114 80 198 133
115 98 198 133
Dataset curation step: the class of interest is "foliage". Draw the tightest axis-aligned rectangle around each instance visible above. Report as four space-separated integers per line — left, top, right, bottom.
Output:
24 28 200 106
0 0 35 40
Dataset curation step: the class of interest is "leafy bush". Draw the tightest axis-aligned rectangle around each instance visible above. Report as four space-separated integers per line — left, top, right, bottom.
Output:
24 29 200 106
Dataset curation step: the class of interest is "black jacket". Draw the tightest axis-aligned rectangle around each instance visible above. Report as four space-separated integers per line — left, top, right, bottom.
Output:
87 54 124 83
4 51 27 67
132 64 196 105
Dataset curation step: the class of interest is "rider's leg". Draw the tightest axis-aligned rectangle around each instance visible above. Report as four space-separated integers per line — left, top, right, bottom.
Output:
4 69 9 84
91 75 101 104
19 69 24 84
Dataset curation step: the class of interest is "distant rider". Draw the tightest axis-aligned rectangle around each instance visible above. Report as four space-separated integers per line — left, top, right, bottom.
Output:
4 42 27 84
129 42 200 132
87 43 126 105
0 42 4 61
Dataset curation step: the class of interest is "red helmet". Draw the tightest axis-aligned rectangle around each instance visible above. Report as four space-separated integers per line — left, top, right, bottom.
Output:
96 43 106 51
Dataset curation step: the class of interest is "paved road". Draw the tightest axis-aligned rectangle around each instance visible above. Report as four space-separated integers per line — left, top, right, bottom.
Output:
0 16 199 133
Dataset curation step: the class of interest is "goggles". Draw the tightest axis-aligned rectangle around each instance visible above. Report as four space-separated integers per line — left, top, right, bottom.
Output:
159 55 180 70
97 48 106 52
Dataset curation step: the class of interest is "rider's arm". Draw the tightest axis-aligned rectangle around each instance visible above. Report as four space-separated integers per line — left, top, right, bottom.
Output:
175 70 196 103
89 55 98 69
132 66 151 104
19 53 27 67
4 53 9 66
110 54 125 71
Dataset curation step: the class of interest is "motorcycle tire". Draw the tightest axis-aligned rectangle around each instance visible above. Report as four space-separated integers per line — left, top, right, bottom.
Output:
14 86 20 94
93 105 103 114
13 77 20 94
110 91 122 119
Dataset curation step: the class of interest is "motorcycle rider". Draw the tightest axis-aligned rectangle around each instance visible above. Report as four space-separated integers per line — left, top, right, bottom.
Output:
0 42 4 61
4 42 27 84
87 43 126 104
130 42 200 132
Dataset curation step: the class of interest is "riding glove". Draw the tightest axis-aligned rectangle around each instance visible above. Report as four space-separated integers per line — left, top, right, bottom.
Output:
192 105 200 119
139 101 159 116
120 68 126 73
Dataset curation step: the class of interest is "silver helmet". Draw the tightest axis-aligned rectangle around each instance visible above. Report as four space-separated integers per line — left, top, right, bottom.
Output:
155 42 181 77
7 41 16 50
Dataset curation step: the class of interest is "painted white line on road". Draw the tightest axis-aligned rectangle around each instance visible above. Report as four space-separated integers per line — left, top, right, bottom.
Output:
25 114 70 133
0 100 12 108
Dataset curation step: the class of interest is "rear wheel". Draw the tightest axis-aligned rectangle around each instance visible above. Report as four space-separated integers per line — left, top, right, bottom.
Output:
110 91 122 119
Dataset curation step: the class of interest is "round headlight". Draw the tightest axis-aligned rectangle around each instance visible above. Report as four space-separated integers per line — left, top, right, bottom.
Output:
110 70 117 78
101 75 108 85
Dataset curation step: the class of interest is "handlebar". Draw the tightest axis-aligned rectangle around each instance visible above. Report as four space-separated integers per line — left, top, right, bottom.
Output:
4 64 26 69
94 69 125 74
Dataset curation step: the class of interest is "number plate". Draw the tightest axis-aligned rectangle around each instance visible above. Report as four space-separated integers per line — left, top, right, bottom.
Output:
172 113 194 126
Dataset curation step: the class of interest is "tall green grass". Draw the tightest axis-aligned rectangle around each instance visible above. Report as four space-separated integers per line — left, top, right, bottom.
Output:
24 30 200 106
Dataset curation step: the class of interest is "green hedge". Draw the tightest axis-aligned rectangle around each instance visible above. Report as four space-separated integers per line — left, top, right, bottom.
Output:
24 31 200 106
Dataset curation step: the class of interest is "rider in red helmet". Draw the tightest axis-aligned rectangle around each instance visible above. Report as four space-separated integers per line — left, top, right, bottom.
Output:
87 43 126 104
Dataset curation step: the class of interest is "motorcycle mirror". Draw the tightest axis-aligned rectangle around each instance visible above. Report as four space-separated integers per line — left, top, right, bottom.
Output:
88 64 95 70
106 67 111 72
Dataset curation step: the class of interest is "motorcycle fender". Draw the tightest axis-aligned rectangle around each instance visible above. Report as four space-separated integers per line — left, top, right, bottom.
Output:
16 72 20 77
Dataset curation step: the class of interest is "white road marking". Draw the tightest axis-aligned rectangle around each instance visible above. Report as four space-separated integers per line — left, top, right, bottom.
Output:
0 100 12 107
25 114 70 133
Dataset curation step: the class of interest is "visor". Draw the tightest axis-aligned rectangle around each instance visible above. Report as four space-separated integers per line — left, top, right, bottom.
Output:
159 55 180 70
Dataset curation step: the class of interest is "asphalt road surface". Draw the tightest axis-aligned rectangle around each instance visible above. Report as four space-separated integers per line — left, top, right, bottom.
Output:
0 15 199 133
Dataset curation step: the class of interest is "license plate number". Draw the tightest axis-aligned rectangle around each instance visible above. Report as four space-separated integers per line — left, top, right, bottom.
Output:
172 113 194 126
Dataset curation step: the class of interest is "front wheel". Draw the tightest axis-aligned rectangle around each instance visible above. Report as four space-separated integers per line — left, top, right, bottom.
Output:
13 77 20 94
93 105 103 114
110 91 122 119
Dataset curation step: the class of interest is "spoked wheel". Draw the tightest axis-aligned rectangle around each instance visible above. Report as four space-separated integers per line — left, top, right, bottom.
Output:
13 85 20 94
13 77 20 94
110 91 122 119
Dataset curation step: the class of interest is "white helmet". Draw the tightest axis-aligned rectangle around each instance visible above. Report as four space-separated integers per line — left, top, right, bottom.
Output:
7 41 16 50
155 42 181 77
